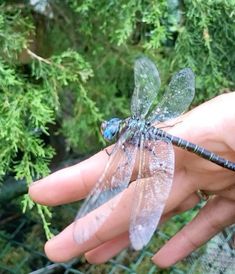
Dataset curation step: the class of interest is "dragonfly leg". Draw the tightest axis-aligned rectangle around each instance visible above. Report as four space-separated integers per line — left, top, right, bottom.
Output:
104 148 112 156
105 142 128 157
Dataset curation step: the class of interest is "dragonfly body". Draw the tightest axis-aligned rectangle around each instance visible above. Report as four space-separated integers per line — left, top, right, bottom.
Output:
103 116 235 171
150 127 235 171
74 57 235 252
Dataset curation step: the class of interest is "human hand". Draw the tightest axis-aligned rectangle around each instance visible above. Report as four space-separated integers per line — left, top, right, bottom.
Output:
29 92 235 267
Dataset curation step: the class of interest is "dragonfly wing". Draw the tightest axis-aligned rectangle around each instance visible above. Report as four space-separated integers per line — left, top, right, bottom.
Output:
131 57 161 119
129 136 174 250
149 68 195 123
74 129 139 244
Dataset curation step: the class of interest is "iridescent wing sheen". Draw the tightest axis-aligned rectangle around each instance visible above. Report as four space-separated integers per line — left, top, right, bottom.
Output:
131 57 161 119
129 136 174 250
73 128 139 245
149 68 195 123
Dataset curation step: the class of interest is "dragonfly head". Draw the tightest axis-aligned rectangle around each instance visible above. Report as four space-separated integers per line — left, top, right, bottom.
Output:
101 118 122 142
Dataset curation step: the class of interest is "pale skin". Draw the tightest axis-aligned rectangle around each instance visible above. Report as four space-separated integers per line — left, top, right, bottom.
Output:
29 92 235 268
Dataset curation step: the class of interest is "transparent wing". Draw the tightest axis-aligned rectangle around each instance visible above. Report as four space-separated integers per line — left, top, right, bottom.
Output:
131 57 161 119
149 68 195 123
73 129 139 244
129 136 174 250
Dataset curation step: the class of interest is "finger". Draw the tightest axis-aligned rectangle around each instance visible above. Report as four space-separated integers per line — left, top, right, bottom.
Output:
85 232 129 264
152 197 235 268
44 187 132 262
85 193 199 264
45 187 199 263
29 114 208 209
218 185 235 201
29 149 110 205
28 140 196 209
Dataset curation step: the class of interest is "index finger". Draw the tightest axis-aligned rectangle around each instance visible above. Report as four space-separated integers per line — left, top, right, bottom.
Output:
29 149 110 206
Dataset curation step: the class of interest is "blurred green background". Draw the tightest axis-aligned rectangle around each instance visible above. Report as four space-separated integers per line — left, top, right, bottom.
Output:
0 0 234 273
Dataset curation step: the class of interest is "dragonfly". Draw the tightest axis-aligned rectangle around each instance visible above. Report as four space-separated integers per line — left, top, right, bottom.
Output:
73 56 235 251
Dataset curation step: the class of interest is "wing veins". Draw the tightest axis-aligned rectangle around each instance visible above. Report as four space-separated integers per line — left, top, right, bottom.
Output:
74 128 139 244
129 137 175 250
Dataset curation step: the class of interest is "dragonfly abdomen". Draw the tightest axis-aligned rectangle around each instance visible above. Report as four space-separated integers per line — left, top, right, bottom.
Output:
148 127 235 171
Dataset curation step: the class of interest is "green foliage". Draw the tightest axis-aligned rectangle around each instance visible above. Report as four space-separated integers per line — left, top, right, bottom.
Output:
67 0 235 103
0 7 34 60
0 1 234 268
174 0 235 102
0 3 102 237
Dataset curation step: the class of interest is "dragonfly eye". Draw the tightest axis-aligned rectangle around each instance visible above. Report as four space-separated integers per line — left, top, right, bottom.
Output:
100 121 108 134
101 118 122 142
102 127 118 142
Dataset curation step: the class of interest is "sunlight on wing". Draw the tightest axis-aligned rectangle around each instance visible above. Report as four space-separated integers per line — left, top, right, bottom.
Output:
73 129 138 245
131 57 161 119
149 68 195 123
129 138 174 250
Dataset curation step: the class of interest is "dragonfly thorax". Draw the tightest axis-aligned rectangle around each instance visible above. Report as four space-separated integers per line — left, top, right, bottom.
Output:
128 116 149 132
